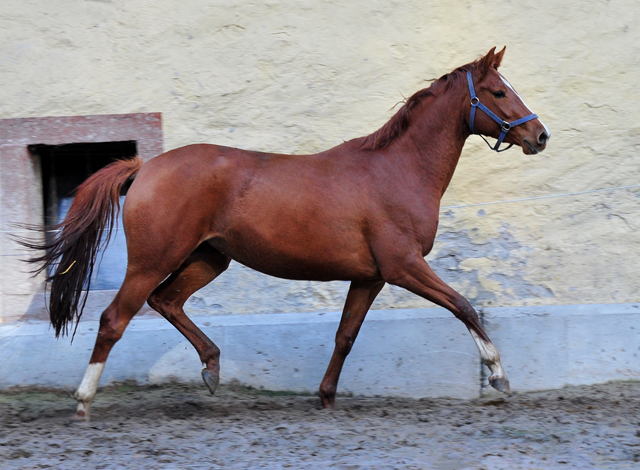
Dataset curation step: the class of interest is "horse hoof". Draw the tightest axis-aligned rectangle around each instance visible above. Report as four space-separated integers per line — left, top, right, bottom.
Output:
489 375 511 394
201 368 219 395
69 410 88 423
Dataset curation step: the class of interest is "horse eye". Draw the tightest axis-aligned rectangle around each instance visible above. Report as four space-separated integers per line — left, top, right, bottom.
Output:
493 90 506 98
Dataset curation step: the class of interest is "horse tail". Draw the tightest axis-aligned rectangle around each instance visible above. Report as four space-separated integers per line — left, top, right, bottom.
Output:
19 156 144 337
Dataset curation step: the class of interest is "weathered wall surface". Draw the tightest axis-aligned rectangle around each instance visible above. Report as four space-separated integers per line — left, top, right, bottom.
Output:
1 0 639 320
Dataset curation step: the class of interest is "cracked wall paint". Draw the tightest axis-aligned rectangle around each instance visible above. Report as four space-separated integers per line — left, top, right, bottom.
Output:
1 0 640 319
428 228 555 307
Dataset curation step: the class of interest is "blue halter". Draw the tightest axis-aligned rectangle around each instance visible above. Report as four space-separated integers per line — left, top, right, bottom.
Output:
466 71 538 152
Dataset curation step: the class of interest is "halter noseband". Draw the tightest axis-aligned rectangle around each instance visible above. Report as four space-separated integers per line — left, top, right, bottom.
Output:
466 71 538 152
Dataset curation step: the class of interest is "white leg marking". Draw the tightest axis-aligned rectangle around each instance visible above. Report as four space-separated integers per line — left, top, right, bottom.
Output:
75 362 105 406
469 330 508 386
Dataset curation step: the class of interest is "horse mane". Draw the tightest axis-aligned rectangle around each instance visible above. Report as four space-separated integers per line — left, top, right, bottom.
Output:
359 62 477 151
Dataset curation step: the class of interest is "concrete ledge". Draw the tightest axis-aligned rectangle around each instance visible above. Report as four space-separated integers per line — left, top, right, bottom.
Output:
1 304 638 398
0 308 480 399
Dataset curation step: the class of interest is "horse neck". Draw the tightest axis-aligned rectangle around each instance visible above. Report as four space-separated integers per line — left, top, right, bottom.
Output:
391 86 470 197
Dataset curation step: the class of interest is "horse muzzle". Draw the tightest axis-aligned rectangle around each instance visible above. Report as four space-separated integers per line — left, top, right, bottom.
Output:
522 127 550 155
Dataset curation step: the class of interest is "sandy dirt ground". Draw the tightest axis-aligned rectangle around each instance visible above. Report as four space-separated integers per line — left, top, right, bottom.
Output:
1 381 639 469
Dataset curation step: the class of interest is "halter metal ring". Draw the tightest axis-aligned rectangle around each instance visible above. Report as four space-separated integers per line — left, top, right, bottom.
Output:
470 97 479 106
501 122 511 131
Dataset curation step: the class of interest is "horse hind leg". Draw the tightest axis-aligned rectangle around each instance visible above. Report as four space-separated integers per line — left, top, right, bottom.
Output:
319 280 385 408
147 243 230 395
73 270 170 421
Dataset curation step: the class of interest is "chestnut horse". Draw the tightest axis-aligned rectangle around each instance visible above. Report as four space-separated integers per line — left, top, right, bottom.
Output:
24 47 549 420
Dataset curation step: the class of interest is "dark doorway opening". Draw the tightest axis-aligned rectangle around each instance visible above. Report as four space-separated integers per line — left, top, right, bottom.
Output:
28 141 138 290
30 141 137 226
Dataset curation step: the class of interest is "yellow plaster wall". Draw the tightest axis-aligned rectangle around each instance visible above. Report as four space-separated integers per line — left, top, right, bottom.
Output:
1 0 639 316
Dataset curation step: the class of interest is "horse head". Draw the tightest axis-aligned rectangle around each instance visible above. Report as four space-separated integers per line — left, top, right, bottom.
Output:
468 47 550 155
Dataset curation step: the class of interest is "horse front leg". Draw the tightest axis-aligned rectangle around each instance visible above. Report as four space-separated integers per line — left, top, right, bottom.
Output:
381 254 510 394
319 280 385 408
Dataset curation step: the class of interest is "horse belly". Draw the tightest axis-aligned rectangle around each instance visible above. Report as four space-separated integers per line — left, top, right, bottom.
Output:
194 148 380 281
207 224 379 282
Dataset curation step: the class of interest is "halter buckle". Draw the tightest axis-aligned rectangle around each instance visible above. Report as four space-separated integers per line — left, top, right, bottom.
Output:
501 122 511 131
470 97 479 106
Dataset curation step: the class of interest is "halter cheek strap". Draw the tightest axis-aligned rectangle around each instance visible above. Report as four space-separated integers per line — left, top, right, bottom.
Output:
467 71 538 152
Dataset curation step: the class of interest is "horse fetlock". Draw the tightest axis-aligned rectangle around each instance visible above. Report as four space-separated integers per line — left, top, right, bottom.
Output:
468 330 510 393
72 362 105 421
318 382 337 407
486 359 510 393
200 346 221 366
71 401 91 422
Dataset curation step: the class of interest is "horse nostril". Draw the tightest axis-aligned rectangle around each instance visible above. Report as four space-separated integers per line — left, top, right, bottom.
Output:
538 131 549 145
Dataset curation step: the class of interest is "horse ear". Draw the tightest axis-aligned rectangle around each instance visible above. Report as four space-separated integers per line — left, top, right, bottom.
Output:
493 46 506 69
477 47 497 76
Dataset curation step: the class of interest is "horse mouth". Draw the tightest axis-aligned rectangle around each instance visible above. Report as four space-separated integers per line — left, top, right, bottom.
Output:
524 140 539 155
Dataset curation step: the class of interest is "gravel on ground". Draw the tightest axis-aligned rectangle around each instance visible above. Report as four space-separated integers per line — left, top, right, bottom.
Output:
1 381 639 469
